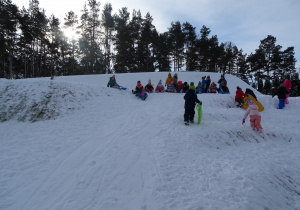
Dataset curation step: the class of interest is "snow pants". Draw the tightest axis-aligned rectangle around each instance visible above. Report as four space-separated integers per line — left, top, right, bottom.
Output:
184 108 195 122
235 98 244 107
285 94 290 104
250 115 262 130
278 99 285 109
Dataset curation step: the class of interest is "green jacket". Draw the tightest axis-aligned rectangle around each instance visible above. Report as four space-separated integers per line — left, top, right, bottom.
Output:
107 77 117 87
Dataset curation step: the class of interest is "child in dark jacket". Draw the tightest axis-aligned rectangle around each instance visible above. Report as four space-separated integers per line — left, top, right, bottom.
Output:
272 84 289 109
184 82 202 125
181 82 189 93
145 79 154 92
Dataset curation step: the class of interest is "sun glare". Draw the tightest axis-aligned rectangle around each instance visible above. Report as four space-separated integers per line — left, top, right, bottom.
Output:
63 28 79 40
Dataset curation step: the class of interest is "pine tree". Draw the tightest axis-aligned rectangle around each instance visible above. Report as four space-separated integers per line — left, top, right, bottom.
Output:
64 11 79 75
101 3 115 74
168 21 184 71
182 22 197 71
114 7 132 73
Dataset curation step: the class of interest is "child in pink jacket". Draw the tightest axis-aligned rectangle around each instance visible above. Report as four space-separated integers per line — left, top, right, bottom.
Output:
242 99 263 133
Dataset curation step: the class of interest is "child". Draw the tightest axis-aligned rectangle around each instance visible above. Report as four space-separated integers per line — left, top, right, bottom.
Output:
217 74 227 89
205 75 211 93
132 80 143 94
201 76 207 93
218 81 230 94
272 84 289 109
235 86 247 107
166 81 175 92
207 82 218 93
175 81 182 93
107 75 120 89
145 79 154 92
181 82 189 93
172 73 178 87
242 98 263 133
184 82 202 125
136 88 148 100
195 81 202 94
165 73 173 87
283 75 292 104
155 80 165 93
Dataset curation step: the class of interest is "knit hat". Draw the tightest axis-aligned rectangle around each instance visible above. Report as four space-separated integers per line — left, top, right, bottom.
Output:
189 82 195 90
237 86 241 90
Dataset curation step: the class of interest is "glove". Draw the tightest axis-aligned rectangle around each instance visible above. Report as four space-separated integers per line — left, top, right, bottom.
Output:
242 119 245 125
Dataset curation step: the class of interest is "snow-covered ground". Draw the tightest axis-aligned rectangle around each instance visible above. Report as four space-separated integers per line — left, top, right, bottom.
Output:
1 72 300 210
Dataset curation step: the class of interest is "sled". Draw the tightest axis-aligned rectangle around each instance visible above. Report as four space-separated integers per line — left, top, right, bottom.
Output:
241 94 264 112
196 103 202 125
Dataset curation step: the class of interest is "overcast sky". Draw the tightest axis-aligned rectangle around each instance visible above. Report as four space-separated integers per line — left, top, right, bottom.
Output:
14 0 300 68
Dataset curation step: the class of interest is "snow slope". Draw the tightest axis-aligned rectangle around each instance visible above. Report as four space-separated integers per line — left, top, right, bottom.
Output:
1 72 300 210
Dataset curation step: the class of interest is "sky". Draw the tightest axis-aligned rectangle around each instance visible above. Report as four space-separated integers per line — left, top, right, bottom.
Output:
13 0 300 68
1 72 300 209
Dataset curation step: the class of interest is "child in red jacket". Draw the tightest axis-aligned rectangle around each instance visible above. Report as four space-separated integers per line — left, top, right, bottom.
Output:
235 86 247 107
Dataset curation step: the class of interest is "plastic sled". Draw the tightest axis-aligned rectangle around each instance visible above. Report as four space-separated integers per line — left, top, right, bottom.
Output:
196 103 202 125
241 94 264 112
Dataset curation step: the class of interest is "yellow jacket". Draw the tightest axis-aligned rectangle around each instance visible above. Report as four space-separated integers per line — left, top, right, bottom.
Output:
165 73 173 86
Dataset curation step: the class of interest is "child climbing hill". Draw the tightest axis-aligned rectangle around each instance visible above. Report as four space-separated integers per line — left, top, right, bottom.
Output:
242 98 263 133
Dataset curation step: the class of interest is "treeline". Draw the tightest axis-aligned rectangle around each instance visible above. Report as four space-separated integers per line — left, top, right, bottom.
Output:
1 0 299 96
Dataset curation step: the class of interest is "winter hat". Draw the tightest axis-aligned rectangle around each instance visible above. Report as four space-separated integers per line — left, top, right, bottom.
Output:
237 86 241 90
207 75 210 79
189 82 195 90
202 76 206 80
158 80 162 84
112 75 115 78
137 80 141 84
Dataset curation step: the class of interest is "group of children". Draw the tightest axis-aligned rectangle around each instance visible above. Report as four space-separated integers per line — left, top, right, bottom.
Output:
108 74 293 132
164 73 230 94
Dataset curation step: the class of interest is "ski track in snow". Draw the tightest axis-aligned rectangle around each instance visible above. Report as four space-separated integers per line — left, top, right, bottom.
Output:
1 72 300 210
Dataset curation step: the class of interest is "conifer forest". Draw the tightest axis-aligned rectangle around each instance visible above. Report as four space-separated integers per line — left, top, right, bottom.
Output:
1 0 299 96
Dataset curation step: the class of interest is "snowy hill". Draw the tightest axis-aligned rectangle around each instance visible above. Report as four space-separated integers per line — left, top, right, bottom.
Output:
1 72 300 210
